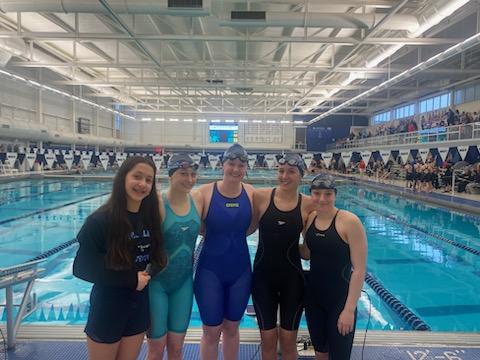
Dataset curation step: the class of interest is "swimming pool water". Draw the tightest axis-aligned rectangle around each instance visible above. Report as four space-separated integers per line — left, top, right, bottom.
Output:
1 177 479 332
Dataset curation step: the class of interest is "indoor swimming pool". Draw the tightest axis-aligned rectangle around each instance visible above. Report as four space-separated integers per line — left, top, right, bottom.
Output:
0 175 479 332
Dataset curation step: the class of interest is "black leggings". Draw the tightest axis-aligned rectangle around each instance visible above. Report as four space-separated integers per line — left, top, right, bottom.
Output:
252 269 304 330
305 295 356 360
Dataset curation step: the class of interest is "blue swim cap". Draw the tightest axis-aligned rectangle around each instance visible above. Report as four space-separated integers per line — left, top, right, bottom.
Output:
222 144 248 163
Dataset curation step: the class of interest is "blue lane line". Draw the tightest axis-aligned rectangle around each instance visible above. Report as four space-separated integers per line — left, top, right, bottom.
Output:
0 192 110 226
0 180 63 192
344 194 480 256
365 272 431 331
0 184 86 206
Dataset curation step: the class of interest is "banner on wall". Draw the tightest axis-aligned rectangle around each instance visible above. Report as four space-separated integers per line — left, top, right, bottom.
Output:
99 153 110 171
4 152 18 167
437 147 449 162
247 155 256 170
64 153 74 170
360 151 371 164
418 149 430 163
458 146 469 161
191 154 201 165
322 153 332 168
44 152 56 169
81 152 92 170
116 153 126 167
399 150 410 163
208 154 220 170
379 150 391 163
341 152 352 165
265 154 276 169
303 153 314 168
152 154 163 170
24 153 37 170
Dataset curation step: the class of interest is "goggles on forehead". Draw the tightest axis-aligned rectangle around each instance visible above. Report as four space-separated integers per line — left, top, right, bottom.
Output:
168 160 198 176
223 152 248 163
278 157 302 167
310 175 336 192
172 160 197 169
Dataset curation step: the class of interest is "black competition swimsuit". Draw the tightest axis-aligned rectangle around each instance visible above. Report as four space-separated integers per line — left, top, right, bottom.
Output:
252 188 305 330
304 210 356 360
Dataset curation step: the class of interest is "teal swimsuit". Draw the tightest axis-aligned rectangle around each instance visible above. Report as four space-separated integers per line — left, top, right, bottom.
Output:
149 193 201 338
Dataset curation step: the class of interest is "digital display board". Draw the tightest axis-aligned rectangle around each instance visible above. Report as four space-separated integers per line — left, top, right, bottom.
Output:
209 124 238 143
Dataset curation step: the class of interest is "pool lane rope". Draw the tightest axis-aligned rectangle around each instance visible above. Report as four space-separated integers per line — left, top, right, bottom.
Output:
344 194 480 256
365 272 431 331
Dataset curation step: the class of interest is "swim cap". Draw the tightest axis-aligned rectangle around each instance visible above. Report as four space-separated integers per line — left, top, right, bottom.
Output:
310 174 337 193
277 153 305 176
167 153 199 176
222 143 248 163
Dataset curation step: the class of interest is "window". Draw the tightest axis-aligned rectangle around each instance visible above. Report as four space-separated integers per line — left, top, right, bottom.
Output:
476 84 480 100
393 103 414 120
465 86 475 103
373 111 391 124
426 99 433 112
455 89 464 105
440 94 450 108
420 101 427 114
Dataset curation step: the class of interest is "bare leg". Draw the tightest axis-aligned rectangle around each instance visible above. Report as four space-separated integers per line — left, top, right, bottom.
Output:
259 328 278 360
222 319 240 360
87 336 120 360
200 324 222 360
166 332 186 360
116 333 145 360
147 335 167 360
279 328 299 360
315 351 329 360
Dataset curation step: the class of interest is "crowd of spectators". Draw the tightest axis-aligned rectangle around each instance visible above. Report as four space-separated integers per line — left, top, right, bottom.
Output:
342 108 480 145
307 152 480 195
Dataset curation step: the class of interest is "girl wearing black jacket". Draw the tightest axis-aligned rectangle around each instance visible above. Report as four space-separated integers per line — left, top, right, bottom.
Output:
73 156 166 360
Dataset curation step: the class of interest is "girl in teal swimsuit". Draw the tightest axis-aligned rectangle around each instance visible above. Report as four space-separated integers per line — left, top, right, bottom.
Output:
147 154 203 360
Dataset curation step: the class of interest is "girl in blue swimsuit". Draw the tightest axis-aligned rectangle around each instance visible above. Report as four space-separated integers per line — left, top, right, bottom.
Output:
148 154 202 360
194 144 255 360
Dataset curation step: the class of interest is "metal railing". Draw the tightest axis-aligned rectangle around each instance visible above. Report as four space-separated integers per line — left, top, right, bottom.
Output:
328 122 480 150
0 259 46 350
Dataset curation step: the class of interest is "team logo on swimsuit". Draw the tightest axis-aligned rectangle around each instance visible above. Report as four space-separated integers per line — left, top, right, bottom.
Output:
315 232 326 237
226 202 239 208
181 226 190 231
277 221 286 225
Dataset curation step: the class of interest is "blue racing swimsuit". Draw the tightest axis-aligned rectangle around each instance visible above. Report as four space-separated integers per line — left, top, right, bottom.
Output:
149 193 200 338
194 182 252 326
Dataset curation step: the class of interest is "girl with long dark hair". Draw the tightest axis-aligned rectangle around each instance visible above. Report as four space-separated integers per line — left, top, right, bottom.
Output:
73 156 166 360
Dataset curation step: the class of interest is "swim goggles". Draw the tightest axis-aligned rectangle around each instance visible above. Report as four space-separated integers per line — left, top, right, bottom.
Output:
310 174 337 192
278 155 305 176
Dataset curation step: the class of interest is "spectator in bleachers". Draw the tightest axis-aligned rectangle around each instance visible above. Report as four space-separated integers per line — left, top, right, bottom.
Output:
466 164 480 194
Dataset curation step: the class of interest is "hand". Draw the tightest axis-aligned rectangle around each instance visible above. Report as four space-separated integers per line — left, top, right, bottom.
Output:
337 308 355 336
136 271 151 291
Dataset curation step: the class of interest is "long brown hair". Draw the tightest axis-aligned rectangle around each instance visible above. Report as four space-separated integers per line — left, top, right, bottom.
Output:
97 156 166 270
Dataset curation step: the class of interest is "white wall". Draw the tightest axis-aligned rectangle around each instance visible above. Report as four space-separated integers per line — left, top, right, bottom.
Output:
0 70 296 150
123 120 296 150
457 100 480 114
0 70 117 146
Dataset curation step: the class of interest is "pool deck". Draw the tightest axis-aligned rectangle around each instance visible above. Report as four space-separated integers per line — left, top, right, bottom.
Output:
2 326 480 359
334 172 480 216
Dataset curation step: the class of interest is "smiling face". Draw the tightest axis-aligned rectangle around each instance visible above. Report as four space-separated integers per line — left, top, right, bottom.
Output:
310 188 336 211
277 164 302 191
223 158 247 183
170 166 197 193
125 163 155 211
